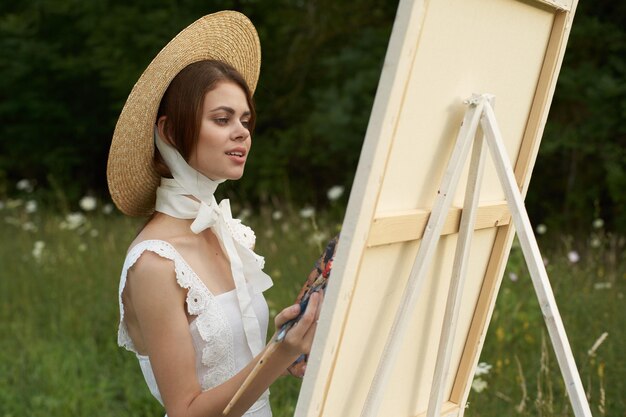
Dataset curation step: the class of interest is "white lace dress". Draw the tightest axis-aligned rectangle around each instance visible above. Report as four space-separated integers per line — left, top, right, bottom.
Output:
117 238 272 417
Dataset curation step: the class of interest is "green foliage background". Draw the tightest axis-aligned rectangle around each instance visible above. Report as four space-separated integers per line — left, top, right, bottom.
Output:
0 0 624 229
0 2 624 415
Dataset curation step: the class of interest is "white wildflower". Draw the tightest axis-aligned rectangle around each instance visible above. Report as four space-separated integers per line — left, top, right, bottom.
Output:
593 282 612 290
25 200 37 213
535 224 547 235
299 206 315 218
32 241 45 261
22 221 37 232
308 231 327 246
238 208 251 221
281 222 290 233
102 203 114 214
79 196 97 211
264 229 274 238
592 218 604 229
471 378 488 393
590 237 602 248
4 216 20 226
61 212 86 230
272 210 283 220
6 199 23 209
16 179 33 192
508 272 518 282
78 243 87 252
567 250 580 264
90 229 99 237
475 362 492 376
327 185 345 201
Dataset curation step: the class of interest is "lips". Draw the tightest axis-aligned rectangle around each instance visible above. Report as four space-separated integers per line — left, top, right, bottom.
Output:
225 147 247 157
225 147 247 165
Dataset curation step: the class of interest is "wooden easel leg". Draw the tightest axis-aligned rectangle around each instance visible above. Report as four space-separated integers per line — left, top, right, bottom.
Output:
361 99 485 417
426 101 489 417
480 101 592 417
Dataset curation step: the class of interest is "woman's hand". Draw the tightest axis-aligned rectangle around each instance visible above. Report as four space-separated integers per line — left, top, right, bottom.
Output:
273 291 324 358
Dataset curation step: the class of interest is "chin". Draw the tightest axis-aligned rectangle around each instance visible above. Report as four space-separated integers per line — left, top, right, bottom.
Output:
226 169 245 181
203 167 245 181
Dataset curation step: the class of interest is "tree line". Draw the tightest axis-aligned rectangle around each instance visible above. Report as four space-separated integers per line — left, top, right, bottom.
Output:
0 0 624 232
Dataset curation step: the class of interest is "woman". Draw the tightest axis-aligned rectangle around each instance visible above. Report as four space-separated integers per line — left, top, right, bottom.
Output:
107 12 322 417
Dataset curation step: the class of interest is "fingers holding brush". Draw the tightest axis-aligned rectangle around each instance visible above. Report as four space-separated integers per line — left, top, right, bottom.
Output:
280 290 324 356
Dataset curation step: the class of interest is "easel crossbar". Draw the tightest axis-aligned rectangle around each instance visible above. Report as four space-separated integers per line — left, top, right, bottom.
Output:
368 202 511 247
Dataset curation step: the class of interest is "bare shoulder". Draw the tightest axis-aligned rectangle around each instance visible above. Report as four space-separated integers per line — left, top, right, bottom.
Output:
126 248 176 292
130 249 175 279
125 215 195 296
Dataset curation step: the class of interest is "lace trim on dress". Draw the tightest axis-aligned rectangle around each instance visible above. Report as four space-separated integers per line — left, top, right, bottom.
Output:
117 239 236 390
227 218 265 269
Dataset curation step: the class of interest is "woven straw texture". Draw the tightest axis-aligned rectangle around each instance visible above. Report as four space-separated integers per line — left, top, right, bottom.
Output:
107 11 261 216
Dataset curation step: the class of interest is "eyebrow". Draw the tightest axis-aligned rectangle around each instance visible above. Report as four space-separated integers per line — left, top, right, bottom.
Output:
208 106 251 116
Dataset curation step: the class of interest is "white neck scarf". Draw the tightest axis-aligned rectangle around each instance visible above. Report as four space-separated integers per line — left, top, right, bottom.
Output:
154 128 272 356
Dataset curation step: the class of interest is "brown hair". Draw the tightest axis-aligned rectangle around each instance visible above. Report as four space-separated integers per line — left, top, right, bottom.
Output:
154 59 256 177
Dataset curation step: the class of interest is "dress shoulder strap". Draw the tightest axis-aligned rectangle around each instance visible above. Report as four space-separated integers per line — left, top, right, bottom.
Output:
116 239 213 352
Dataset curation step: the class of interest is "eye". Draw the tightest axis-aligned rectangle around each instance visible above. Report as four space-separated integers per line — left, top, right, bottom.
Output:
241 119 251 129
214 117 229 126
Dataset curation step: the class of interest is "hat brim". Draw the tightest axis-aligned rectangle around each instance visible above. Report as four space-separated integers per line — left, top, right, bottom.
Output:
107 11 261 216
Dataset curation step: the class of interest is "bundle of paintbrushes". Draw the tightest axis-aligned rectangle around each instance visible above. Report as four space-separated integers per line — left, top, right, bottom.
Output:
223 235 339 415
283 234 338 376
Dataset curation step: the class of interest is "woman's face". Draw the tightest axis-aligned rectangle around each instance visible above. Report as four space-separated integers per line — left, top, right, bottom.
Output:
189 81 252 180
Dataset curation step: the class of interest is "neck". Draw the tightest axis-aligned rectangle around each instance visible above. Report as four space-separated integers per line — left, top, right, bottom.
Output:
154 128 225 202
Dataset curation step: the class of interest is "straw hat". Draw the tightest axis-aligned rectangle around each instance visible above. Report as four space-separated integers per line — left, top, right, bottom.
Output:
107 11 261 216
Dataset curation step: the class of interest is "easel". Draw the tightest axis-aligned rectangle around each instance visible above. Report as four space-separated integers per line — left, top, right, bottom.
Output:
361 94 592 417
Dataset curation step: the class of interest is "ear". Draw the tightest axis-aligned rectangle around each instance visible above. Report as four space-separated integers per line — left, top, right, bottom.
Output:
156 115 174 145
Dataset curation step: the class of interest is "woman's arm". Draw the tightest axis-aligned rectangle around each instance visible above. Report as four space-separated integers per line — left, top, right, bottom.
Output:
127 251 322 417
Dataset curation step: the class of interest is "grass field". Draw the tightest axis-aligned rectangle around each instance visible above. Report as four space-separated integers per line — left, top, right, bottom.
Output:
0 196 623 416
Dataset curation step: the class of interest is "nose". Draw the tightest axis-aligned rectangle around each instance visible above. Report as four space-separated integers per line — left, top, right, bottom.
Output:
232 120 250 142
